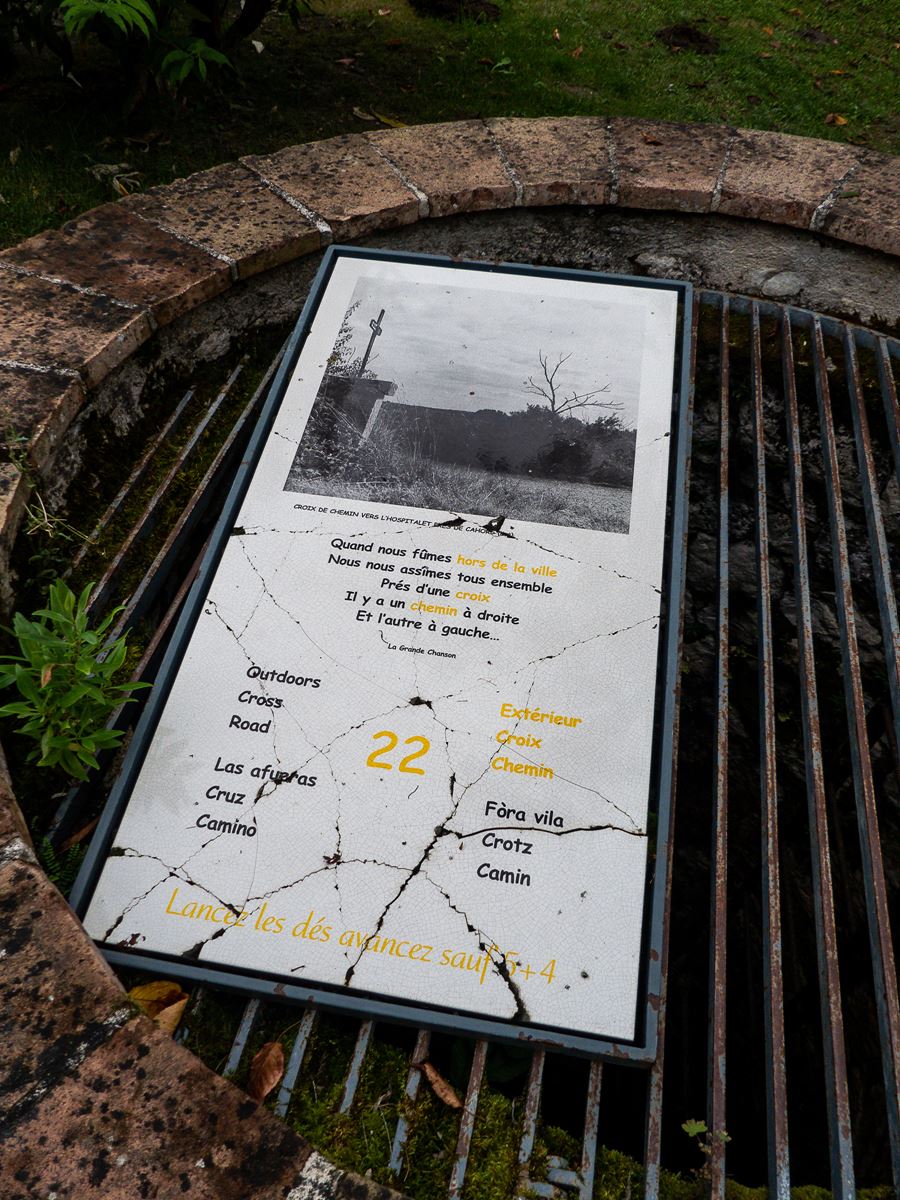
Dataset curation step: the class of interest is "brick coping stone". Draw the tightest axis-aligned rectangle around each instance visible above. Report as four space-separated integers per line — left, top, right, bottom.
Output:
0 116 896 1197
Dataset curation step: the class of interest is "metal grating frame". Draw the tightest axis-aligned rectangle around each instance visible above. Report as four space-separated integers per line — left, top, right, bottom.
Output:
45 291 900 1198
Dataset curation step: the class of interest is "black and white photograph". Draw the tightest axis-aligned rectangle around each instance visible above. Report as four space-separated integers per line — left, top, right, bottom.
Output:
284 276 645 532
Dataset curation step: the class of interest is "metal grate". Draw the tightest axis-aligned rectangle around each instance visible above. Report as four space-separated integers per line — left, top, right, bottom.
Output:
39 290 900 1198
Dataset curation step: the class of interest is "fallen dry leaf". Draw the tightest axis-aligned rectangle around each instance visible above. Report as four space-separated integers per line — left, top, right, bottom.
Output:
417 1060 462 1109
825 112 848 125
762 24 774 34
335 56 356 65
641 132 663 145
570 45 583 58
247 1041 285 1103
830 69 847 75
377 6 391 13
128 979 188 1018
154 996 189 1036
9 146 20 166
551 27 560 41
372 110 406 127
128 979 190 1034
352 106 377 121
384 38 404 46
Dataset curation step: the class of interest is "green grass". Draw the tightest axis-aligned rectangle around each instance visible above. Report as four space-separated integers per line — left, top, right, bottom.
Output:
2 0 899 249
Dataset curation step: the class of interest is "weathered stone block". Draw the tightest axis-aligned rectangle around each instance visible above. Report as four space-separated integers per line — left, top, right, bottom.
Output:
369 120 516 218
123 162 322 279
0 204 231 326
244 134 419 239
486 117 611 206
821 152 900 256
0 366 85 473
0 271 151 386
0 1016 314 1199
717 129 863 228
0 743 33 858
0 460 28 544
0 859 128 1113
610 118 731 211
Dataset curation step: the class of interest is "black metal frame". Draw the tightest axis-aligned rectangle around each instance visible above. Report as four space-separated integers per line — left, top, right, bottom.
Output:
71 245 693 1063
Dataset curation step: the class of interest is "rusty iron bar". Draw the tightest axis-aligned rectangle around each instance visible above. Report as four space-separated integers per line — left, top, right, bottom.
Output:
223 998 261 1078
105 367 266 642
131 536 210 684
877 336 900 486
780 312 855 1197
275 1009 318 1118
751 301 791 1198
104 341 287 641
339 1020 374 1114
515 1048 545 1197
389 1028 431 1175
448 1039 488 1200
577 1059 602 1200
174 987 204 1045
706 294 730 1199
843 329 900 753
643 288 698 1200
66 387 198 581
87 361 245 618
812 317 900 1190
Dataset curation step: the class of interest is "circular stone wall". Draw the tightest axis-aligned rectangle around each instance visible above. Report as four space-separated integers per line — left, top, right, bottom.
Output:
0 118 898 1200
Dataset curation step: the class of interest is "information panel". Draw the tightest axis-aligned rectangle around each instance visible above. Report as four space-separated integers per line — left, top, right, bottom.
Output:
74 249 690 1055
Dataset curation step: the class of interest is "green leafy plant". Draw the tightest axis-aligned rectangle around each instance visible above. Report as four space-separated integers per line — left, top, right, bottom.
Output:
59 0 156 39
681 1119 731 1179
0 580 149 780
160 35 229 83
37 835 87 893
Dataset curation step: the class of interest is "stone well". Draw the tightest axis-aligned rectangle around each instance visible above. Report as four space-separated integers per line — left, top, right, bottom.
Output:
0 118 898 1199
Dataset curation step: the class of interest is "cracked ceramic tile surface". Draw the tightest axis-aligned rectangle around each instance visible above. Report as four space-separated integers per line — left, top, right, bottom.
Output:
83 256 679 1043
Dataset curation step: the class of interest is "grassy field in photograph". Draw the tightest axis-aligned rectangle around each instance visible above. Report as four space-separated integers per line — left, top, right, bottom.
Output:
287 456 633 532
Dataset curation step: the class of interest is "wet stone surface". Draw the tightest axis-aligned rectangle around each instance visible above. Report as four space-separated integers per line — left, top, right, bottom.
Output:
716 128 864 228
0 860 128 1114
0 746 33 855
1 1017 314 1200
0 269 151 385
610 117 730 211
243 134 420 240
370 120 517 218
823 151 900 256
122 163 322 280
0 204 231 326
0 366 84 471
486 116 611 207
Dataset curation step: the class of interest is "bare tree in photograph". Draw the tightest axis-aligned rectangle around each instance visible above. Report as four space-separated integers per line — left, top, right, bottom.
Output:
286 286 642 535
523 352 623 420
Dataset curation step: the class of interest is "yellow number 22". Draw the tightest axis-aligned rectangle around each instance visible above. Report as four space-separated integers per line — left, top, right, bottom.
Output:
366 731 431 775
